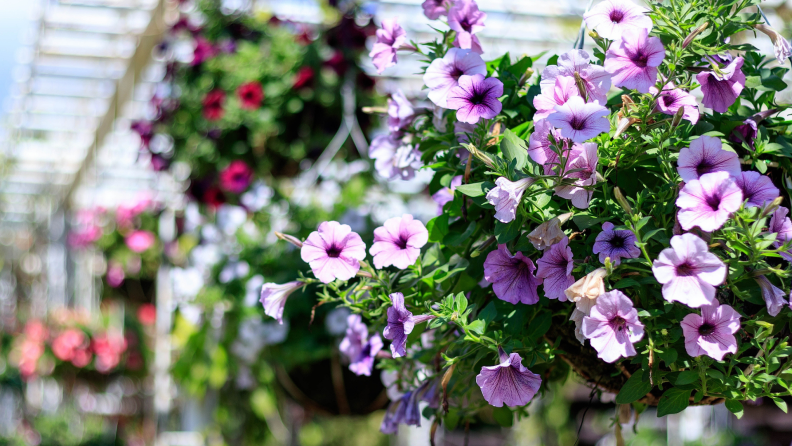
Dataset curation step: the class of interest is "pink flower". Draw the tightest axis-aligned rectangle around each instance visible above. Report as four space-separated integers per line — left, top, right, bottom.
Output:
260 281 303 324
735 171 779 208
237 81 264 110
533 76 580 120
106 262 125 288
547 96 610 143
540 50 612 104
528 119 564 174
192 37 216 66
447 74 503 124
92 332 127 373
652 233 727 308
387 90 415 132
369 135 423 181
202 90 226 121
554 142 599 209
301 221 366 283
448 0 486 54
582 290 644 363
676 135 741 182
604 29 665 93
369 18 406 74
485 177 535 223
423 48 486 108
536 237 574 301
681 303 740 361
422 0 453 19
137 304 157 326
696 56 745 113
676 171 743 231
768 206 792 261
476 347 542 407
650 83 699 124
52 329 91 367
219 160 254 194
370 214 429 269
432 176 463 215
125 230 156 253
755 275 788 317
483 244 542 305
583 0 652 40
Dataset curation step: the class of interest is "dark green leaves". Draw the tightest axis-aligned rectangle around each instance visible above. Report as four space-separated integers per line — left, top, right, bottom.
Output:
656 388 691 417
725 399 744 419
615 370 653 404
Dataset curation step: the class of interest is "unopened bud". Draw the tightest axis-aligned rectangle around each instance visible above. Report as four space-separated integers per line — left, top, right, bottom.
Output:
613 117 635 139
275 232 303 248
588 30 601 40
682 22 709 49
361 106 388 114
613 187 633 215
573 71 588 101
464 143 495 169
761 196 784 218
671 105 685 128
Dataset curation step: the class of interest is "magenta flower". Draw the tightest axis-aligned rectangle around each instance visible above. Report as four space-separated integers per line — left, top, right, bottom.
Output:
388 90 415 132
485 177 535 223
476 347 542 407
369 18 407 74
369 135 423 181
448 0 486 54
554 142 599 209
260 281 303 324
677 171 743 231
583 0 652 40
528 119 564 174
755 275 788 317
696 56 745 113
582 290 645 363
592 222 640 266
547 96 610 143
219 160 254 194
383 292 435 357
301 221 367 283
432 175 463 215
424 48 486 108
533 76 580 120
447 74 503 124
735 171 779 208
540 50 612 104
125 230 156 253
339 314 383 376
370 214 429 269
769 206 792 261
677 135 741 183
650 83 699 124
681 303 740 361
604 29 665 93
536 237 574 301
483 244 542 305
106 262 125 288
652 233 727 308
422 0 453 19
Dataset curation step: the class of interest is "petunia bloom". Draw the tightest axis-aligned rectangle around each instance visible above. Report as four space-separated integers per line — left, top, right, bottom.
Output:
383 292 435 357
554 142 599 209
583 0 652 40
652 233 727 308
755 24 792 64
582 290 645 363
422 0 453 19
424 48 486 108
125 230 156 253
528 212 572 250
476 347 542 407
219 160 254 194
547 96 610 143
260 281 303 324
735 171 779 208
604 29 665 93
483 244 542 305
650 83 699 124
769 206 792 261
432 175 463 215
676 135 741 183
237 81 264 110
380 379 438 433
387 90 415 132
301 221 367 283
447 74 503 124
533 76 580 120
696 56 745 113
485 177 534 223
676 171 743 231
369 18 407 74
106 262 125 288
369 135 424 181
755 275 788 317
730 119 758 150
540 50 612 104
339 314 383 376
592 222 640 266
565 268 607 315
370 214 429 269
448 0 486 54
536 237 574 301
681 303 740 361
527 119 565 174
202 90 226 121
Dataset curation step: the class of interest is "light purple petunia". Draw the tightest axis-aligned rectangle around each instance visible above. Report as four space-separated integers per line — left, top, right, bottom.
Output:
483 244 542 305
301 221 367 283
604 29 665 93
260 281 303 324
476 347 542 407
380 379 441 433
339 314 383 376
592 222 640 266
681 303 740 361
769 206 792 261
422 0 453 19
735 171 779 208
676 135 741 183
369 135 424 181
388 90 415 132
432 175 463 215
676 171 743 231
696 56 745 113
652 233 727 308
583 0 652 41
755 275 788 317
547 96 610 143
383 292 436 357
527 119 565 175
485 177 535 223
536 237 574 301
448 0 486 54
554 142 599 209
370 214 429 269
533 76 580 120
369 18 407 74
582 290 645 363
650 83 699 124
540 50 612 104
424 48 486 108
447 74 503 124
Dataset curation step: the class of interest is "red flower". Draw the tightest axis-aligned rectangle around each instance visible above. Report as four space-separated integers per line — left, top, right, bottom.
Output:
202 186 226 208
219 160 254 194
137 304 157 326
202 90 226 121
292 67 315 90
237 82 264 110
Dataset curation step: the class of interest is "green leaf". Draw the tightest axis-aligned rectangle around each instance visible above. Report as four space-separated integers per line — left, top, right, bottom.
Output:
467 319 485 335
525 313 552 341
656 348 678 365
657 388 691 417
444 409 460 431
725 399 744 419
426 214 449 243
500 129 529 171
675 370 699 386
772 397 788 413
479 302 498 324
615 370 652 404
495 218 522 244
456 182 493 198
492 406 514 427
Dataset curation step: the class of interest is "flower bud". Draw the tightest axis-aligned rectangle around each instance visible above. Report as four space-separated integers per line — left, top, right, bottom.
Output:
670 104 685 129
528 212 573 250
565 268 608 315
682 22 708 49
275 231 303 248
760 196 784 218
755 24 792 64
573 71 588 101
613 187 633 215
464 143 495 169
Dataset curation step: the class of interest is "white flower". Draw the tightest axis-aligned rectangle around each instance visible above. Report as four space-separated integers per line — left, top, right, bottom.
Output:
485 177 535 223
564 268 607 315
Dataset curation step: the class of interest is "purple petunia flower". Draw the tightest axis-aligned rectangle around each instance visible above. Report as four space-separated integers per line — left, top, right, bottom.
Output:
677 171 743 231
604 29 665 93
388 90 415 132
755 275 788 317
476 346 542 407
554 142 599 209
696 56 745 113
339 314 383 376
735 171 779 208
448 0 486 54
369 135 424 181
533 76 580 120
422 0 453 19
652 233 727 308
301 221 367 283
540 50 612 104
536 237 574 301
447 74 503 124
547 96 610 143
582 290 645 363
676 135 741 183
528 119 565 175
380 379 438 433
769 206 792 261
383 292 436 357
424 48 486 108
370 214 429 269
485 177 535 223
432 175 463 215
592 222 640 266
650 83 700 124
681 303 740 361
483 244 542 305
583 0 652 41
369 18 407 74
260 281 303 324
730 119 758 150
